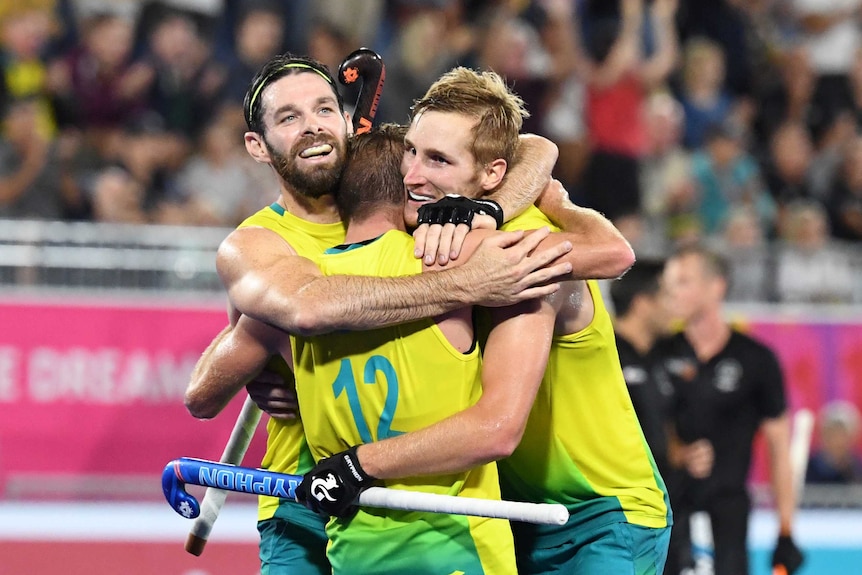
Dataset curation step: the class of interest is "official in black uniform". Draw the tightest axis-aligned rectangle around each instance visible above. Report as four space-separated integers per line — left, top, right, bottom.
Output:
610 259 673 475
654 244 804 575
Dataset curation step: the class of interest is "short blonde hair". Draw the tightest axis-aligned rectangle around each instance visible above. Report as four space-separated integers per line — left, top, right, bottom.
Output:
412 67 529 166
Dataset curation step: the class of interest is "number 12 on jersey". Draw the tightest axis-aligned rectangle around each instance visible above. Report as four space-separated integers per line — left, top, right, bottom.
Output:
332 356 405 442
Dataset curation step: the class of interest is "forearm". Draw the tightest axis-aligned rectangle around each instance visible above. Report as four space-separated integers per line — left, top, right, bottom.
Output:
357 299 553 480
185 322 269 419
357 403 520 478
765 416 796 535
642 8 679 86
537 182 635 278
486 135 557 220
254 269 474 337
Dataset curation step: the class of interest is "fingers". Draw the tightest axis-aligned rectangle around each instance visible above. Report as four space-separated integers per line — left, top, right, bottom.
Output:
414 223 472 265
448 224 471 261
412 224 429 258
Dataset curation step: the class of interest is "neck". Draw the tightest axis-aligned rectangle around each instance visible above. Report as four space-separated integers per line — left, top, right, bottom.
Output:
615 314 655 355
344 208 407 244
277 187 341 224
684 306 731 362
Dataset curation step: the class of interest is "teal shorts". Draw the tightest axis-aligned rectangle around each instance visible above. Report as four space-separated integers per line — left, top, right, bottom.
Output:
515 521 671 575
258 515 329 575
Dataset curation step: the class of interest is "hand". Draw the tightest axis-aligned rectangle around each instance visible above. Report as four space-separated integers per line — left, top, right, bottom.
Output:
417 194 504 228
683 439 714 479
413 214 496 265
295 446 375 517
461 227 573 307
772 535 804 575
245 362 299 421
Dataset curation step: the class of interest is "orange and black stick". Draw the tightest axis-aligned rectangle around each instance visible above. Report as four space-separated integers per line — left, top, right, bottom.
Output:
338 48 386 135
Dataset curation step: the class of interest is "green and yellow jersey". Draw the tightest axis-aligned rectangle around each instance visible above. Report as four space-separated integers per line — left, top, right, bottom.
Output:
238 202 346 527
498 208 671 543
292 229 517 575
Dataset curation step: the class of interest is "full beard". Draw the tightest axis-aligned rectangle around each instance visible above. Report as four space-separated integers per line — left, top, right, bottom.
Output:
266 134 345 199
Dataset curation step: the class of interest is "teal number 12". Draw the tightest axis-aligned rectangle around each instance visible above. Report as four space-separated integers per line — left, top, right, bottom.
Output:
332 356 405 442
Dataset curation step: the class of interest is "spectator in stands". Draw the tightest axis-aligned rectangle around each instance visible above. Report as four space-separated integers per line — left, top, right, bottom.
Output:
220 2 285 111
0 2 60 140
790 0 861 140
775 199 855 303
690 119 777 238
825 134 862 241
676 36 741 150
807 400 862 484
0 97 68 219
713 207 774 302
49 11 151 134
166 112 271 227
139 7 225 141
640 90 698 255
578 0 679 233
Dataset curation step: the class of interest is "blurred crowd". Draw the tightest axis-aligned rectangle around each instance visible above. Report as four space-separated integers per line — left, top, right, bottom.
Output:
2 0 862 303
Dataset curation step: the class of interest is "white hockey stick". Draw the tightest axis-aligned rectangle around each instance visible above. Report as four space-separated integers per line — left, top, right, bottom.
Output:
185 396 262 556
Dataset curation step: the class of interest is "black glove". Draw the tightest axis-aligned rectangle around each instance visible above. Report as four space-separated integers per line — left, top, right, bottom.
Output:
416 194 504 229
771 534 804 575
294 446 375 517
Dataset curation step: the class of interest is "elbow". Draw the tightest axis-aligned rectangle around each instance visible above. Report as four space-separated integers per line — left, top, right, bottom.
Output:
480 419 526 461
612 240 637 278
184 388 218 420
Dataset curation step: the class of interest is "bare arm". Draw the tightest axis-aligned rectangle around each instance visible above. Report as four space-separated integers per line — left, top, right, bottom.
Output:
586 0 643 89
638 0 679 88
486 134 559 220
219 226 572 337
536 179 636 278
762 413 796 536
357 294 560 478
185 316 283 419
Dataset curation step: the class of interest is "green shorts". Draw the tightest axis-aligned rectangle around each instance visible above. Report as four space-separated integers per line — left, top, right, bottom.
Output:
515 521 671 575
258 508 329 575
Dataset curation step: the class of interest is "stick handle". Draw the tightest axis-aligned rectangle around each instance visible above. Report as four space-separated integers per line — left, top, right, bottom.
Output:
790 409 815 501
164 457 568 526
185 397 262 555
358 486 569 526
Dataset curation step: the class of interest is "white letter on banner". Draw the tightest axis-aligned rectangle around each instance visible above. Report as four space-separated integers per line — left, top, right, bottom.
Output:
28 348 58 402
0 346 20 402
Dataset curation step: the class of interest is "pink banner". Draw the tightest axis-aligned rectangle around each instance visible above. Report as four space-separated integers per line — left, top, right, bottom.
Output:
743 317 862 483
0 298 266 499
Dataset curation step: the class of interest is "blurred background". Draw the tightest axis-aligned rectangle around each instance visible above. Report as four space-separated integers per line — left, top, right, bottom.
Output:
0 0 860 573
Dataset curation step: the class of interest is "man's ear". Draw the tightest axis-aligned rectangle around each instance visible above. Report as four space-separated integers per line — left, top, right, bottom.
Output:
480 158 507 191
245 131 270 164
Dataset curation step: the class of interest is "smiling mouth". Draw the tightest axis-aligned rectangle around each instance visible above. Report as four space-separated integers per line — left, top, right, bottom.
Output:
408 190 436 202
299 144 333 158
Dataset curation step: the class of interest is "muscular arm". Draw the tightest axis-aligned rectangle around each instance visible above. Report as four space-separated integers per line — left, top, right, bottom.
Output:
357 295 559 478
486 134 559 220
536 179 636 279
185 315 284 419
354 230 571 478
219 225 572 336
762 413 796 536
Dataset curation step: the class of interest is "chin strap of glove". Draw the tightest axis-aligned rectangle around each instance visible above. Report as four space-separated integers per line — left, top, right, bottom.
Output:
294 446 376 518
771 534 804 575
416 194 504 229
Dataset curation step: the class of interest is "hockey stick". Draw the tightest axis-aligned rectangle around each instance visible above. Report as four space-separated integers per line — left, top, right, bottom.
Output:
163 457 569 526
184 396 262 555
338 48 385 135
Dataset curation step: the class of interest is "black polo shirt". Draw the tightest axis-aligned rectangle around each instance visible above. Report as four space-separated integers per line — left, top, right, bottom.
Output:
652 329 787 498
